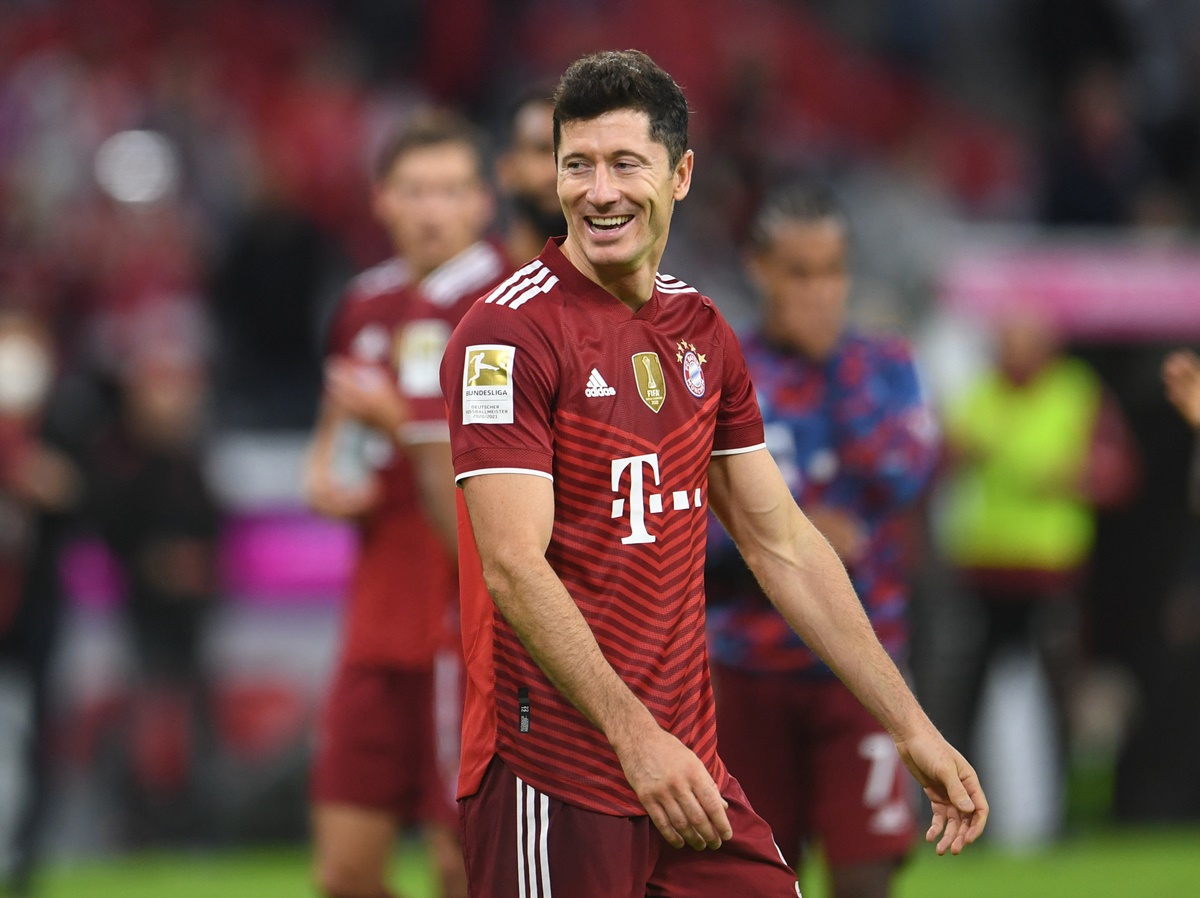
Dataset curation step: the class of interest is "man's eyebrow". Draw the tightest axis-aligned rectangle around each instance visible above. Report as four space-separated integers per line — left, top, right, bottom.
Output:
559 148 655 163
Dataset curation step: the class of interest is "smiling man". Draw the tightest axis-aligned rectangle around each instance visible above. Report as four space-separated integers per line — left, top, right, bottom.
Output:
440 50 987 898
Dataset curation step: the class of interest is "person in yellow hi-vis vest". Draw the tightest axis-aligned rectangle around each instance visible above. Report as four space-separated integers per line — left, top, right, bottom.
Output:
938 306 1138 801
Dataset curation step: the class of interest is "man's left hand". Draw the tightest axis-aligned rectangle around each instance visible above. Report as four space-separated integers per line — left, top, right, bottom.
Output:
894 726 989 856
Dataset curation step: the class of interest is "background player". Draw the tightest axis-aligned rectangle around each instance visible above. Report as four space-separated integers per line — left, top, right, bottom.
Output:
705 182 939 898
495 86 568 266
440 49 986 897
304 109 510 898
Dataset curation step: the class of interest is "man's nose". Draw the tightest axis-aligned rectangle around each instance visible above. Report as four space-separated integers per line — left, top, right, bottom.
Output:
587 164 620 206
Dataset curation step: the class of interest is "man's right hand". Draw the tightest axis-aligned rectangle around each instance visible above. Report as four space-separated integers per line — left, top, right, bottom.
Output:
612 722 732 851
325 358 409 438
1164 349 1200 430
304 466 380 520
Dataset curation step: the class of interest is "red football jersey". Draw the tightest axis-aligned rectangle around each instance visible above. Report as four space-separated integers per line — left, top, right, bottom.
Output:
327 241 510 668
441 239 765 815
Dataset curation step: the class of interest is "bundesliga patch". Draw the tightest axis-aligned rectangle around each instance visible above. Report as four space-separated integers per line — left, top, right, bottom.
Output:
462 344 515 424
677 340 707 398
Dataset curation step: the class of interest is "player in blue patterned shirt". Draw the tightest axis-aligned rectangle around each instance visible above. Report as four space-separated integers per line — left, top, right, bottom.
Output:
706 183 941 898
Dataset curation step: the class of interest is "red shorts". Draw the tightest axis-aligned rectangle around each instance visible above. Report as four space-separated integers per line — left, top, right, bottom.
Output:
310 657 459 827
460 754 799 898
711 663 916 867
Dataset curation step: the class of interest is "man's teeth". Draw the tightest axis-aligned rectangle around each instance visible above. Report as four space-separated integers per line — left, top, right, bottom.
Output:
591 216 632 229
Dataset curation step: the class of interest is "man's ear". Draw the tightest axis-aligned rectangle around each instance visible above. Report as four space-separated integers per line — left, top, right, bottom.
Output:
673 148 694 201
370 185 391 229
744 248 768 294
495 150 516 193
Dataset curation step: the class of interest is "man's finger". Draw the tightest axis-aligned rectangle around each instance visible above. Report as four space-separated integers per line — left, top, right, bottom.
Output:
693 781 733 844
673 791 722 850
962 776 989 842
646 804 685 850
925 807 946 845
661 798 708 851
936 808 961 856
940 766 977 816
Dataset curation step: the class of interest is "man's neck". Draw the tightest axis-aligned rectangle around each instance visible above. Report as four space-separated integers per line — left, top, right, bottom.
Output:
559 241 658 312
408 242 476 285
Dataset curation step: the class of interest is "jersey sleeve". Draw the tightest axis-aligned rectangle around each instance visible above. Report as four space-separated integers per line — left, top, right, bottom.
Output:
439 302 559 482
711 311 765 455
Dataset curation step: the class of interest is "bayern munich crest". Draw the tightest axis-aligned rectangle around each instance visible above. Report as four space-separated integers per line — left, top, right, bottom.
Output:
677 340 707 398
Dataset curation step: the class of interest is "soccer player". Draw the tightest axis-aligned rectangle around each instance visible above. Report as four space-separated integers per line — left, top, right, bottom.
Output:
304 109 510 898
1163 348 1200 514
705 182 939 898
495 86 568 265
439 50 987 897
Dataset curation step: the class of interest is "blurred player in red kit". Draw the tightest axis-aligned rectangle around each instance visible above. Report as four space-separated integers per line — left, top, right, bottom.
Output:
304 110 511 898
705 183 939 898
440 50 986 898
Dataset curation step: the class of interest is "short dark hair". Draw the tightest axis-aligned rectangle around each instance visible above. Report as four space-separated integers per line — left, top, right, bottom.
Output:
552 50 690 167
506 83 556 130
748 180 849 251
374 108 489 182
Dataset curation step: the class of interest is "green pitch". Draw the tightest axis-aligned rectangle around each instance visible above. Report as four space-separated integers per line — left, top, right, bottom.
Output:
28 827 1200 898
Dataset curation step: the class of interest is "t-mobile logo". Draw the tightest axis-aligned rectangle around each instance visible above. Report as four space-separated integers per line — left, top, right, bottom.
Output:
610 452 704 545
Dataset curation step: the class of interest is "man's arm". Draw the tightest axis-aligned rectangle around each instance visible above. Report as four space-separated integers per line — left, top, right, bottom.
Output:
707 447 988 855
324 356 459 551
302 399 381 520
408 439 458 556
461 472 732 851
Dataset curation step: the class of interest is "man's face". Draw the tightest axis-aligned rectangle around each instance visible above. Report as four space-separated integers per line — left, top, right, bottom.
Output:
374 142 493 275
751 218 849 362
557 109 692 280
500 101 560 218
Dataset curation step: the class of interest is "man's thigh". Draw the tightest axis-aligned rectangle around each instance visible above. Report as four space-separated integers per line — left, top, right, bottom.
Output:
311 662 455 827
712 663 813 864
459 755 653 898
647 775 800 897
810 682 916 867
460 755 799 898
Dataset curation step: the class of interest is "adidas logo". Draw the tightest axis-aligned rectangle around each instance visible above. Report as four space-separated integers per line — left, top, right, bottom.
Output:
585 368 616 398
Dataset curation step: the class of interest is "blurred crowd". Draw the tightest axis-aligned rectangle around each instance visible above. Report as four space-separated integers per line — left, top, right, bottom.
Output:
1 0 1200 891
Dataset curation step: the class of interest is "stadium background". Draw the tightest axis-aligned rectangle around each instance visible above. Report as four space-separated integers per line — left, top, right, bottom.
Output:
1 0 1199 895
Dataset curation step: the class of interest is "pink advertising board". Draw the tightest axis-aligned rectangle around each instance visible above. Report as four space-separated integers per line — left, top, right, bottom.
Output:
61 510 357 609
938 240 1200 340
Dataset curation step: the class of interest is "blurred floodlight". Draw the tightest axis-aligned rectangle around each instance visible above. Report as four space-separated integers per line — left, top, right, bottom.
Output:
94 130 180 204
0 329 53 414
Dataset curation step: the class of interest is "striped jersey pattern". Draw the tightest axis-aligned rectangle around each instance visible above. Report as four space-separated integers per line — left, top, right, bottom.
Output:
483 259 559 310
443 238 765 815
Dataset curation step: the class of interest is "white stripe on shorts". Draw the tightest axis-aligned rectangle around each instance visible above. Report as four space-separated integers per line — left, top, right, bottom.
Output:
515 776 552 897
